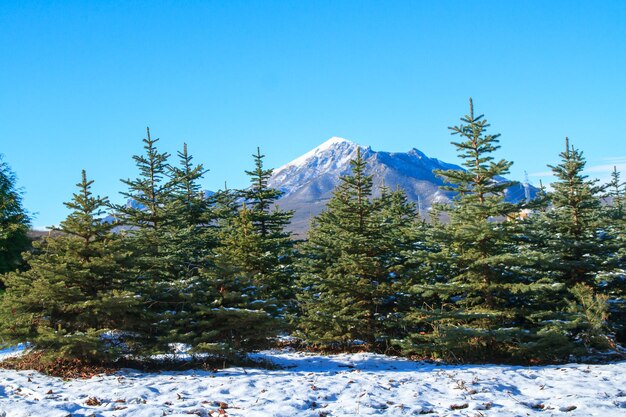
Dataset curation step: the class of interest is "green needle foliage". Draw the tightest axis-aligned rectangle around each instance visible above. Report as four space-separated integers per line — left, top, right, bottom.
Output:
603 167 626 343
538 141 623 348
2 117 623 366
192 147 297 354
0 171 138 362
158 143 218 351
240 147 296 312
113 127 176 354
296 148 418 348
543 138 615 287
0 155 30 282
403 99 562 362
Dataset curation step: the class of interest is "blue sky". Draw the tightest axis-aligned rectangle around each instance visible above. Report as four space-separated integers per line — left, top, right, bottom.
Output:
1 1 625 228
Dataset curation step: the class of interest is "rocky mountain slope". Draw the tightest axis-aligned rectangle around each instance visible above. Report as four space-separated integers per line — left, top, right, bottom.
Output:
269 137 534 235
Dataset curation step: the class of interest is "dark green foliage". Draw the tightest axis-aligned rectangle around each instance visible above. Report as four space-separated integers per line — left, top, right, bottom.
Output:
531 140 622 350
542 138 616 287
192 149 296 351
601 167 626 342
3 118 624 366
0 155 30 281
402 99 571 363
240 148 296 311
113 127 177 353
198 200 283 350
297 148 419 347
157 143 218 351
0 171 138 362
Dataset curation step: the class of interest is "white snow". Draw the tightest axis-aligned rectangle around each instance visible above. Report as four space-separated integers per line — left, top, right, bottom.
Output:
269 137 369 196
281 137 356 171
1 347 626 416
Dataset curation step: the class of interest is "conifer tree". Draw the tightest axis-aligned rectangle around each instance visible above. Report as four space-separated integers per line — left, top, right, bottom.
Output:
114 127 178 353
0 171 138 362
184 188 283 355
607 166 625 219
239 148 295 313
297 148 418 347
600 167 626 342
402 99 552 362
189 149 296 352
542 138 615 287
0 156 30 282
159 143 217 349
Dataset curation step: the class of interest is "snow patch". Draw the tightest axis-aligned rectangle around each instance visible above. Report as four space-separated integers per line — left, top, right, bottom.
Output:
1 350 625 416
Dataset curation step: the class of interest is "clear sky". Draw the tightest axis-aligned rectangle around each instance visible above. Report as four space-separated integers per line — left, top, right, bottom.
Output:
1 0 625 228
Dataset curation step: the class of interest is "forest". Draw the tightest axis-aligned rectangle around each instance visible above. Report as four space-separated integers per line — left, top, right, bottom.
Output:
0 100 624 369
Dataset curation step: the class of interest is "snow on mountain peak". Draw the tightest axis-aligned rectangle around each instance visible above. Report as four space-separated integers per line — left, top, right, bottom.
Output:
319 136 353 148
277 136 360 171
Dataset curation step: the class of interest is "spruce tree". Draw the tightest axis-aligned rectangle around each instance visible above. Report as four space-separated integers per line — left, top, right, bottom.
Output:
600 167 626 343
402 99 550 362
0 155 30 282
184 187 283 356
0 171 138 362
190 148 296 353
607 166 624 219
297 148 418 348
159 143 217 349
114 127 177 353
543 138 614 287
240 148 295 311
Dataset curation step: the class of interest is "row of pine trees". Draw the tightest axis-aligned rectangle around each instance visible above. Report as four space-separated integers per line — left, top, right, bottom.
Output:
0 100 624 364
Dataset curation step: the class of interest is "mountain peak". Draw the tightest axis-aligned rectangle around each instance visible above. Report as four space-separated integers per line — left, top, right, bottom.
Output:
268 137 536 236
318 136 354 148
279 136 360 170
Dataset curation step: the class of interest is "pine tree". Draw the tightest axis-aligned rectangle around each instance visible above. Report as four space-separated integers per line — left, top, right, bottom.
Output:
0 171 138 362
240 148 295 311
158 143 217 349
402 99 551 362
0 155 30 282
114 127 178 353
543 138 614 287
183 188 283 356
190 148 296 353
297 148 418 348
600 167 626 343
607 166 625 219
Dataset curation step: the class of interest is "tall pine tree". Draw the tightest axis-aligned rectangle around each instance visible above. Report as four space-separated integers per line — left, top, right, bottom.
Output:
539 142 622 350
403 99 552 362
603 167 626 342
114 127 178 354
0 171 138 362
297 148 418 348
240 147 295 312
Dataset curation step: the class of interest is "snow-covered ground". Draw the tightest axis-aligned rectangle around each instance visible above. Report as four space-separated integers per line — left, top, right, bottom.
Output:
1 347 625 416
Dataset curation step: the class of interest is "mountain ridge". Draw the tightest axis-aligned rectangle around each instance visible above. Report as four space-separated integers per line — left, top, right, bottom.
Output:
268 137 535 235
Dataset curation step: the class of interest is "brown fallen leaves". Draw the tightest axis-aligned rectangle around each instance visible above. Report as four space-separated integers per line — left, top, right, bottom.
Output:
0 351 115 379
85 396 102 406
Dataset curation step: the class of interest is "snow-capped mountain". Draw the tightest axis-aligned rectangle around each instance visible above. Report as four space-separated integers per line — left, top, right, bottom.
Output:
269 137 535 235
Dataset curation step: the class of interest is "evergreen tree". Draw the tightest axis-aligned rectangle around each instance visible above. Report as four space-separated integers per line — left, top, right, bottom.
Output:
542 138 615 287
240 148 295 311
297 148 418 348
0 171 138 362
402 99 555 362
0 155 30 282
189 148 296 353
186 188 283 356
607 166 624 219
601 166 626 343
159 143 218 349
114 127 178 353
